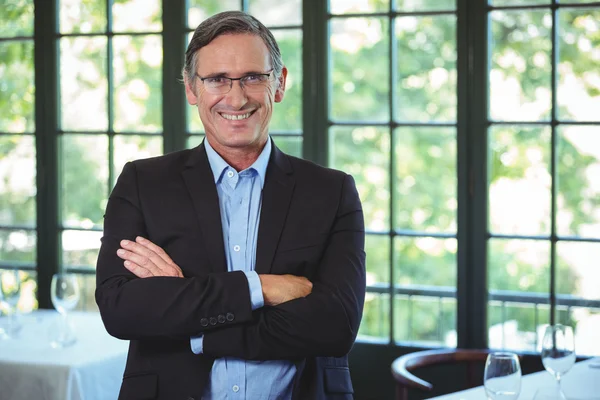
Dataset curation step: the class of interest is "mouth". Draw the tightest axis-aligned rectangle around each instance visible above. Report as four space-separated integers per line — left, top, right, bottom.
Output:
219 111 255 121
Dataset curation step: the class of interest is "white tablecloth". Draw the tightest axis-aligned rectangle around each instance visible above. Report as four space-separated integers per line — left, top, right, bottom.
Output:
430 358 600 400
0 310 128 400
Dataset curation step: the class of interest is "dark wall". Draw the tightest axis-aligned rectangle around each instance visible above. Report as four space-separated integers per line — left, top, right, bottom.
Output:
349 343 546 400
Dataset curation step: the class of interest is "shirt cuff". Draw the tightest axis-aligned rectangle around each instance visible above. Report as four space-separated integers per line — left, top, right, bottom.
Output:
244 270 264 310
190 335 204 354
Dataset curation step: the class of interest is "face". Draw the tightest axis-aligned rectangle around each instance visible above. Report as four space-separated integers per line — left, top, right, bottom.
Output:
185 33 287 157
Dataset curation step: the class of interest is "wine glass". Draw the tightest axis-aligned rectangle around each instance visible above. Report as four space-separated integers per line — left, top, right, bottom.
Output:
484 352 521 400
541 324 575 395
0 269 22 339
50 273 80 347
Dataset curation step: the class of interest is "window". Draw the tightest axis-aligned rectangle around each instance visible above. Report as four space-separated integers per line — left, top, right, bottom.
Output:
58 0 163 311
327 1 458 346
0 0 37 312
486 1 600 354
1 0 599 359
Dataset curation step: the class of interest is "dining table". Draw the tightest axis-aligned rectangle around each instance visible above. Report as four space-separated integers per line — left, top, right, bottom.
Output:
429 357 600 400
0 309 129 400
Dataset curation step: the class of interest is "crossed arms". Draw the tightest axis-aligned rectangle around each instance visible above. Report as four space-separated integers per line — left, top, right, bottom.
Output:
95 161 366 360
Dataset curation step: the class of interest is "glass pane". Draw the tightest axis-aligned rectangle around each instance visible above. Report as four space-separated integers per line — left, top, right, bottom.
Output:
490 10 552 122
249 0 301 26
557 126 600 237
558 9 600 122
0 135 36 226
186 134 204 149
0 229 36 264
559 0 600 3
0 41 34 133
331 0 389 13
62 230 102 268
113 35 163 132
113 135 163 187
359 292 389 340
396 15 456 123
563 307 600 357
488 239 550 292
330 18 389 122
329 127 390 232
60 37 108 131
0 269 37 314
112 0 161 32
394 236 457 287
365 235 390 285
491 0 549 5
556 241 600 301
68 273 100 312
271 135 302 158
395 295 454 345
61 135 109 228
188 0 241 29
396 0 455 11
488 301 546 351
489 125 552 236
0 0 34 36
59 0 107 34
270 29 302 132
394 127 456 232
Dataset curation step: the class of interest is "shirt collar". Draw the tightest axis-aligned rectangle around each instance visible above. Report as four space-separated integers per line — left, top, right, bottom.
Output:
204 137 271 188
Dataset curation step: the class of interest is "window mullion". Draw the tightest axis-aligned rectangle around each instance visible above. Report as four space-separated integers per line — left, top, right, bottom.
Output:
456 0 489 349
34 0 60 309
162 0 187 152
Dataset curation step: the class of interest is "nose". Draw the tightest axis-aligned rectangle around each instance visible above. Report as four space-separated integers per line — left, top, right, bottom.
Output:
224 80 248 109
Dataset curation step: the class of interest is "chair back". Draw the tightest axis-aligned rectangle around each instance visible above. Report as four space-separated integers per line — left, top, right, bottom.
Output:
391 348 490 400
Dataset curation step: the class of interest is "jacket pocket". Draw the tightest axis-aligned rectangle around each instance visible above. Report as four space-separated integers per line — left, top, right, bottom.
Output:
119 372 158 400
324 367 354 394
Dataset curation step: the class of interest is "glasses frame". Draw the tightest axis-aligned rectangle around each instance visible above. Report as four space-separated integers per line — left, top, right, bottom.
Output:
195 69 275 94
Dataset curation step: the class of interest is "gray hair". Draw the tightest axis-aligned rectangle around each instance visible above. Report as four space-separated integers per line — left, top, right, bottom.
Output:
182 11 283 84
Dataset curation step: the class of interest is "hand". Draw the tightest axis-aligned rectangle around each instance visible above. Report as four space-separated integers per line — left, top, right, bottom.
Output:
259 274 313 306
116 236 183 278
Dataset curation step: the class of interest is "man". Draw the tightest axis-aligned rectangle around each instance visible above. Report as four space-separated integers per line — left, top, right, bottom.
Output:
96 10 365 400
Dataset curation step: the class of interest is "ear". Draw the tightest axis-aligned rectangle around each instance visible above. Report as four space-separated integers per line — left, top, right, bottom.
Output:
274 66 288 103
184 76 199 105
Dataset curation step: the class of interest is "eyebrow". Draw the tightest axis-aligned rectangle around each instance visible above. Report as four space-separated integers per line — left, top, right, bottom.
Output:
200 70 270 78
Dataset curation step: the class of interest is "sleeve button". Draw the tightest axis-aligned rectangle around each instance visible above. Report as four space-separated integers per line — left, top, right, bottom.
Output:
209 317 217 326
226 313 235 322
200 318 209 327
218 314 226 324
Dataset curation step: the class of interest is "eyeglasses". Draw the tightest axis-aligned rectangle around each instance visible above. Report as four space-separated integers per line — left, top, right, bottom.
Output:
196 69 274 94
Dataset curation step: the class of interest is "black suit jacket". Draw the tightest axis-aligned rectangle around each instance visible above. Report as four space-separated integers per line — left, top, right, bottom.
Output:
95 141 366 400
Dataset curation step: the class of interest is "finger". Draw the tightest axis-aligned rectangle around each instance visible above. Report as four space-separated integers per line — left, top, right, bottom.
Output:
135 236 175 266
117 248 161 276
120 240 168 271
123 260 154 278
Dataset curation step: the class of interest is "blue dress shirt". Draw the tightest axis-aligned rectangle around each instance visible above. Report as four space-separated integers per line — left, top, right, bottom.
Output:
190 138 296 400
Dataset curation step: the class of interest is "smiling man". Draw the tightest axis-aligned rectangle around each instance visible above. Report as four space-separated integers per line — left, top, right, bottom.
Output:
95 11 365 400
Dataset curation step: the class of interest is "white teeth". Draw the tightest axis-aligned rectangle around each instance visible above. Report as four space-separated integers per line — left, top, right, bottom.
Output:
221 112 252 121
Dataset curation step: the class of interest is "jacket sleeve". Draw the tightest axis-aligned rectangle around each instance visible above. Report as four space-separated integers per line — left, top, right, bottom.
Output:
202 174 366 359
95 161 254 340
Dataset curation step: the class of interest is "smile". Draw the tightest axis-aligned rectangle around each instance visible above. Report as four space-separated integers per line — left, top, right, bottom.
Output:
219 111 254 121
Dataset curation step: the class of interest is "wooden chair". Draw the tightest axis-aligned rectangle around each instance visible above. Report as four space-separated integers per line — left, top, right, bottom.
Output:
391 348 490 400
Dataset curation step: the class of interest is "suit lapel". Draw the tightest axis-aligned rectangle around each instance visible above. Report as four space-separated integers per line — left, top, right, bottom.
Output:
181 144 227 273
255 143 295 275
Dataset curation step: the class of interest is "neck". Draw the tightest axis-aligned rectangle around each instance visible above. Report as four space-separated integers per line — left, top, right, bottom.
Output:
209 137 268 172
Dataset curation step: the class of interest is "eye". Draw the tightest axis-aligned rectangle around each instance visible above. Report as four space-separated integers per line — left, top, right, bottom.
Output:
204 77 228 85
243 74 267 84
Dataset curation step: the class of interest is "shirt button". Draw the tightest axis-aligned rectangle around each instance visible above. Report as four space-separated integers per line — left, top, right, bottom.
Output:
232 385 240 393
233 245 240 252
227 170 234 178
